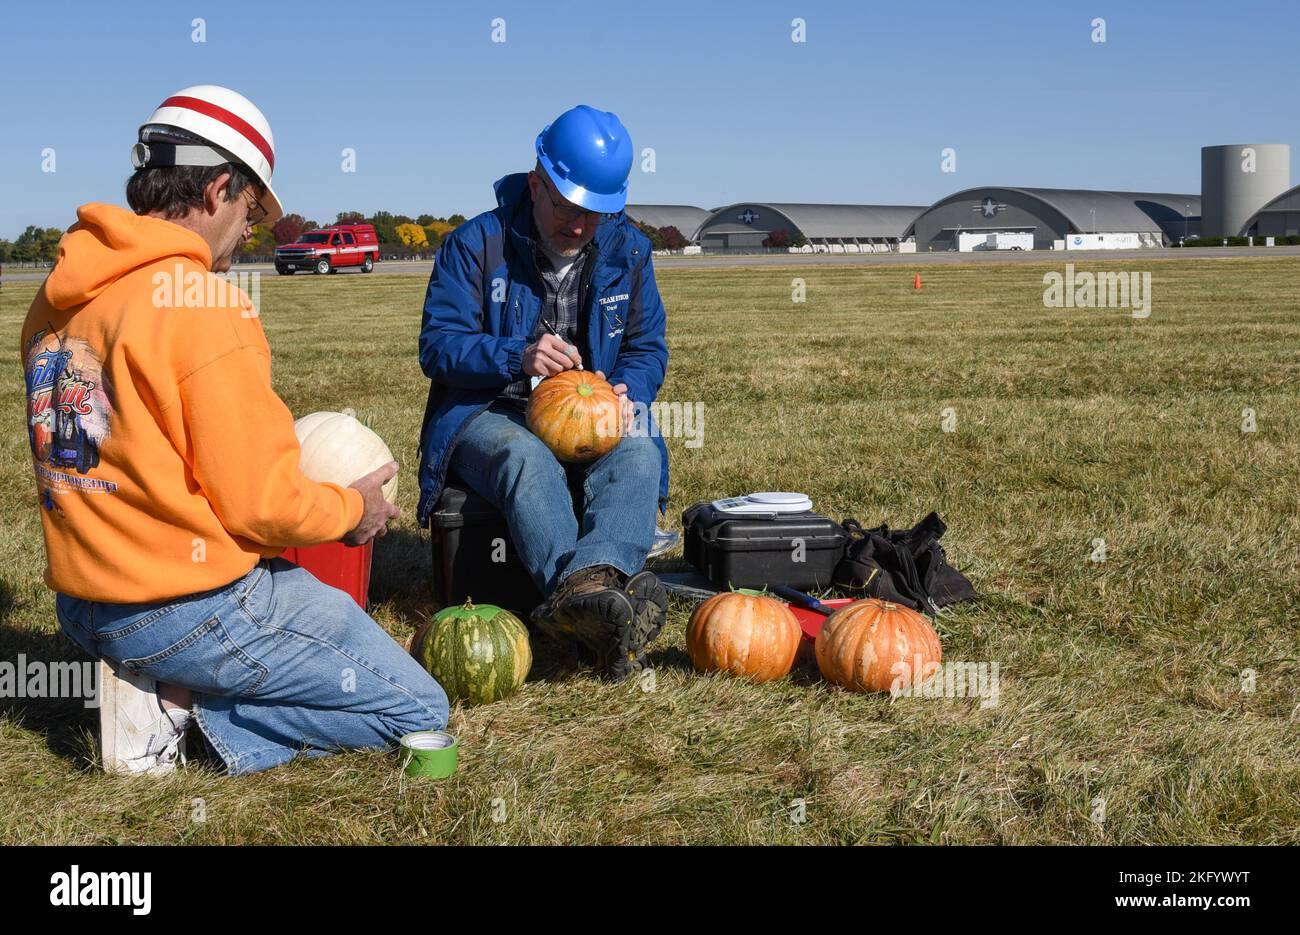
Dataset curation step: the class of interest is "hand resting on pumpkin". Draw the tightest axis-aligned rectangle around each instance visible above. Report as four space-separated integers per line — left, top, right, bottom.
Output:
595 370 634 432
344 461 400 546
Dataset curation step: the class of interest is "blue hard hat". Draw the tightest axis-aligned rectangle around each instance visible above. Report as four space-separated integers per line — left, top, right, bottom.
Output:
535 105 633 214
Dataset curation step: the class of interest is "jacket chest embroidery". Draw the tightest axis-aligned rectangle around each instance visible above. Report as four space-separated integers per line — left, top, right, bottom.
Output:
598 292 630 336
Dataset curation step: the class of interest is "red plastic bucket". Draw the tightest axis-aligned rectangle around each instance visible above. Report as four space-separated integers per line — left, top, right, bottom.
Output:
279 541 373 609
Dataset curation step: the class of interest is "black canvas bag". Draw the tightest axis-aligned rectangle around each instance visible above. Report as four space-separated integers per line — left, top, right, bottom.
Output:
832 512 977 614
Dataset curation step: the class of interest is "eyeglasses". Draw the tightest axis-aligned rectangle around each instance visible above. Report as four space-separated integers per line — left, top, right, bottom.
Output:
535 172 602 225
243 188 267 227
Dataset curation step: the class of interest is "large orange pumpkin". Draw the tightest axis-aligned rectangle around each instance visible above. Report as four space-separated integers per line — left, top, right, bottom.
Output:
526 370 623 463
686 590 802 682
815 598 942 694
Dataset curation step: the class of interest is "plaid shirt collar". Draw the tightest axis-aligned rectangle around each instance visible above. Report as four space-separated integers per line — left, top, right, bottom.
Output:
499 240 592 402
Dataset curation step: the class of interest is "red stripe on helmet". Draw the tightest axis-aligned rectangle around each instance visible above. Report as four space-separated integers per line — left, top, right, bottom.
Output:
160 95 275 172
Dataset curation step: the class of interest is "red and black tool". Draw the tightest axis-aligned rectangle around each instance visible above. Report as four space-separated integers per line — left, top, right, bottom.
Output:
770 585 853 641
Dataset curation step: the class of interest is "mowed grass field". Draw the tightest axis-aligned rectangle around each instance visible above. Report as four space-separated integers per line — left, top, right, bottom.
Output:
1 256 1298 844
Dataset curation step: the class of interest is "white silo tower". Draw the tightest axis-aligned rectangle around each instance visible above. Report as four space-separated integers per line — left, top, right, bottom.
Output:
1201 144 1291 237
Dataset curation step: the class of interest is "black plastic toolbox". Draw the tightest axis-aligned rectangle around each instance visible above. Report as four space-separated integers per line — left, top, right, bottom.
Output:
681 501 848 590
429 481 543 615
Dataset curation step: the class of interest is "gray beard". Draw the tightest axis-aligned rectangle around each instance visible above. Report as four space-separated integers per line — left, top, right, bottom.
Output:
538 233 581 258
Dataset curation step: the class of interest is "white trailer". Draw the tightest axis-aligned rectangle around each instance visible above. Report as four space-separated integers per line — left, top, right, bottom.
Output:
956 231 1034 252
990 232 1033 251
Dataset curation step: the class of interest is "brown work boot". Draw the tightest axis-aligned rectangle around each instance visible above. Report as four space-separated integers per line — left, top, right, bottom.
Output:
531 565 617 639
624 570 669 650
532 564 647 681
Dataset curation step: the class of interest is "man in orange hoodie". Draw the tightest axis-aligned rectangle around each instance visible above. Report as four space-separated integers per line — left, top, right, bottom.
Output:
21 86 447 775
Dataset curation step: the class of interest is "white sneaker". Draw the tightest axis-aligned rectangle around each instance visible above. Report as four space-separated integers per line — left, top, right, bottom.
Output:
99 659 190 776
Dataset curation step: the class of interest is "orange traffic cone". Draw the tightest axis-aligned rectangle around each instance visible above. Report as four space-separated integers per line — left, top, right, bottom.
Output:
914 274 922 290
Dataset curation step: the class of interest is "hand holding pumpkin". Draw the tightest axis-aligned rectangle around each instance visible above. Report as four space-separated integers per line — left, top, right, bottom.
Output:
594 370 634 432
342 461 400 546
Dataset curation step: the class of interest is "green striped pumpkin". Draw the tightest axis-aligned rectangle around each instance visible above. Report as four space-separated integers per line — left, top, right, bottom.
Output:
411 601 532 705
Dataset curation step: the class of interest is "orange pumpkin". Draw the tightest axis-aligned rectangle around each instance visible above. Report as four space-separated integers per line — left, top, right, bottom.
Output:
526 370 623 463
815 598 942 693
686 590 802 682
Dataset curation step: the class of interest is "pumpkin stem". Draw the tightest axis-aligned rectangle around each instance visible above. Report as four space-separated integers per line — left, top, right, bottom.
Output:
577 383 593 398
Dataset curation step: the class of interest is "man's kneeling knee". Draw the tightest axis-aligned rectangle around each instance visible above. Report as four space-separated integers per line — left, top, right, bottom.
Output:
384 675 450 742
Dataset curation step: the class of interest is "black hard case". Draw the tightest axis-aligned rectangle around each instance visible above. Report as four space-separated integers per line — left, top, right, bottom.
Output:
681 501 848 590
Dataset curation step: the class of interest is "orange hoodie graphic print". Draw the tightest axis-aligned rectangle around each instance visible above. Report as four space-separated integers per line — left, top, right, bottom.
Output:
25 328 115 490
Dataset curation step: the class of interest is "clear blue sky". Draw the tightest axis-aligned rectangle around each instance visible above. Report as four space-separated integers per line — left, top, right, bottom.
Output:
2 0 1297 238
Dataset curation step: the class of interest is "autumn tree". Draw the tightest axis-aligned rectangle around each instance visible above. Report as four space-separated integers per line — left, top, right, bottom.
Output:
272 213 308 245
660 226 687 250
395 223 429 249
630 219 664 250
423 218 455 251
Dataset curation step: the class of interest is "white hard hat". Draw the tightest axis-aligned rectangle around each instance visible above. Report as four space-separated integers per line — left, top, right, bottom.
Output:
131 85 283 224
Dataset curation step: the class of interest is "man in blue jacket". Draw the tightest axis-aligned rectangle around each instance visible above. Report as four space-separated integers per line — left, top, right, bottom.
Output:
417 105 670 681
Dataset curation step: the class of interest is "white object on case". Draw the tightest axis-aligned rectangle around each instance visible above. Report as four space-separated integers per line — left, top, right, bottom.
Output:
710 492 813 515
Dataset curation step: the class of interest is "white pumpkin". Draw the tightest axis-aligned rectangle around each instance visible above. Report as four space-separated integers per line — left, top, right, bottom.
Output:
293 409 398 504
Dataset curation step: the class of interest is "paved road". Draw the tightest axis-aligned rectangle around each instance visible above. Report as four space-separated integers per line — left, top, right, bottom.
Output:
658 246 1300 267
4 245 1298 284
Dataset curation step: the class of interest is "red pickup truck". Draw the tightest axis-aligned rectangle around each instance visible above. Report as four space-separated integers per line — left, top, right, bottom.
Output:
275 224 379 275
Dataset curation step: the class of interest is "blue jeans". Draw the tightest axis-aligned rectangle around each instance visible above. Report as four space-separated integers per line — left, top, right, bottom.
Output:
449 402 661 595
55 559 448 775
